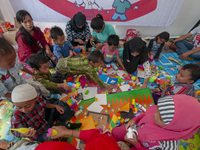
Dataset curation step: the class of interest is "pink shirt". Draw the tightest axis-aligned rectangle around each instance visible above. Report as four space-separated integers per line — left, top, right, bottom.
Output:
102 45 119 63
16 27 47 62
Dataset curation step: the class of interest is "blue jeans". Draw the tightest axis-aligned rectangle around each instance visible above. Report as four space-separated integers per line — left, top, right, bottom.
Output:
175 40 200 60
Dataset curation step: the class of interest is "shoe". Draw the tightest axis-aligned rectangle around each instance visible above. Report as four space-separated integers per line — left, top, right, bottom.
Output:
65 122 82 129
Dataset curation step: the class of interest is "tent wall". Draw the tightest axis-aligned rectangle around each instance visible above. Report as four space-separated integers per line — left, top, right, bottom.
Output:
0 0 200 38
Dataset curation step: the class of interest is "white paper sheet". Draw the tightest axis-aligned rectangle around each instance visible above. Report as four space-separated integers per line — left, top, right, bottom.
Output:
94 94 107 105
120 84 130 92
117 70 128 78
78 87 97 100
87 102 104 113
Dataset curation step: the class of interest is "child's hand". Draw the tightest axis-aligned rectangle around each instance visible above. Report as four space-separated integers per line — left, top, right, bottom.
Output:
33 74 42 80
95 43 103 50
127 59 130 63
62 83 71 90
125 120 135 130
106 85 112 93
101 62 106 68
124 134 138 146
55 105 64 114
69 50 73 57
78 45 85 50
20 127 36 137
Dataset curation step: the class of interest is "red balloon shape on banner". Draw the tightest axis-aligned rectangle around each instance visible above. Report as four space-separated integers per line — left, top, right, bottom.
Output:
39 0 157 21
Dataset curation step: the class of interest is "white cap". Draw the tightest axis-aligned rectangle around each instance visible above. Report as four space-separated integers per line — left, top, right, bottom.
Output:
12 84 37 103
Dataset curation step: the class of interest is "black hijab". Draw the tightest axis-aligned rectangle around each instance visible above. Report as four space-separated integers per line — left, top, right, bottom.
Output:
123 37 149 74
70 12 86 33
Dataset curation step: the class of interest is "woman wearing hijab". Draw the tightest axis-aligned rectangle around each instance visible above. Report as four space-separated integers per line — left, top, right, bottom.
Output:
65 12 91 48
123 37 151 79
112 94 200 149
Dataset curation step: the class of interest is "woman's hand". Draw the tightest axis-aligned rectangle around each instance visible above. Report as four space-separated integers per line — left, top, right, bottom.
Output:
51 126 72 139
55 105 64 114
125 120 135 130
124 134 138 146
76 39 84 44
20 127 36 138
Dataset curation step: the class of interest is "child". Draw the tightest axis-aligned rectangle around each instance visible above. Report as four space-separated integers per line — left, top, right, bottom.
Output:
11 84 80 142
0 38 41 102
123 37 151 79
50 26 84 59
112 94 200 149
16 10 52 63
101 35 125 70
57 51 112 93
143 64 200 104
147 31 169 61
90 14 116 51
28 54 71 94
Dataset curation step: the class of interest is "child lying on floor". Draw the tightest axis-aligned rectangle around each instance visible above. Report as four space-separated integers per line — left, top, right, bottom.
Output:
57 50 112 93
142 64 200 104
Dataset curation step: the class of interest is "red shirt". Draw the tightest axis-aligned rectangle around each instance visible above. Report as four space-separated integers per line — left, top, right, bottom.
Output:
16 27 47 62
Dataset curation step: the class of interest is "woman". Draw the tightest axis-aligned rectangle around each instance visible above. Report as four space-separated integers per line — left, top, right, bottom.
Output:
123 37 151 79
16 10 52 63
65 12 91 49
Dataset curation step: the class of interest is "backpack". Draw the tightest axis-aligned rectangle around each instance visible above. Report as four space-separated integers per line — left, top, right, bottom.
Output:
123 29 141 42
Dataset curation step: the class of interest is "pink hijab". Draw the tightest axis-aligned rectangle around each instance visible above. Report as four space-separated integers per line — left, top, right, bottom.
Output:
137 94 200 142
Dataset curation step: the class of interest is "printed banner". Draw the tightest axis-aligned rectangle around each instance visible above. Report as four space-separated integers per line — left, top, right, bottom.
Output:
10 0 184 26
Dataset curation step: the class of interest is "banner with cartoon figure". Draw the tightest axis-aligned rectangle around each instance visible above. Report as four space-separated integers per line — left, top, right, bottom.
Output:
10 0 184 26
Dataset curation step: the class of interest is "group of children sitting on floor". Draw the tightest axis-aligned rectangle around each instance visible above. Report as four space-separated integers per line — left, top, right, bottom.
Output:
1 9 200 150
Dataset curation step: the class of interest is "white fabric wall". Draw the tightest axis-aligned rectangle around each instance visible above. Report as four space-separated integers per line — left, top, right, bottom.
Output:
0 0 200 38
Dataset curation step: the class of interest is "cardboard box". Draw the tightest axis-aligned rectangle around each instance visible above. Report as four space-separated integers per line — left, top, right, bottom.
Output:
2 28 18 45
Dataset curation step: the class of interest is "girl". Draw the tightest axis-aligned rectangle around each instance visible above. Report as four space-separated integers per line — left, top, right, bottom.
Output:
123 37 151 79
90 14 116 51
112 94 200 149
148 32 169 61
65 12 91 49
16 10 52 63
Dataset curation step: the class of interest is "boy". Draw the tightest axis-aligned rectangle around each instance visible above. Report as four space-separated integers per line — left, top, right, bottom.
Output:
143 64 200 104
50 26 84 59
0 38 40 102
101 35 125 70
11 84 80 142
28 54 71 94
57 51 112 93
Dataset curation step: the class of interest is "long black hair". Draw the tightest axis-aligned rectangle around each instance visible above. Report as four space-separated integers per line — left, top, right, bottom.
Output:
91 14 104 30
15 10 38 47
